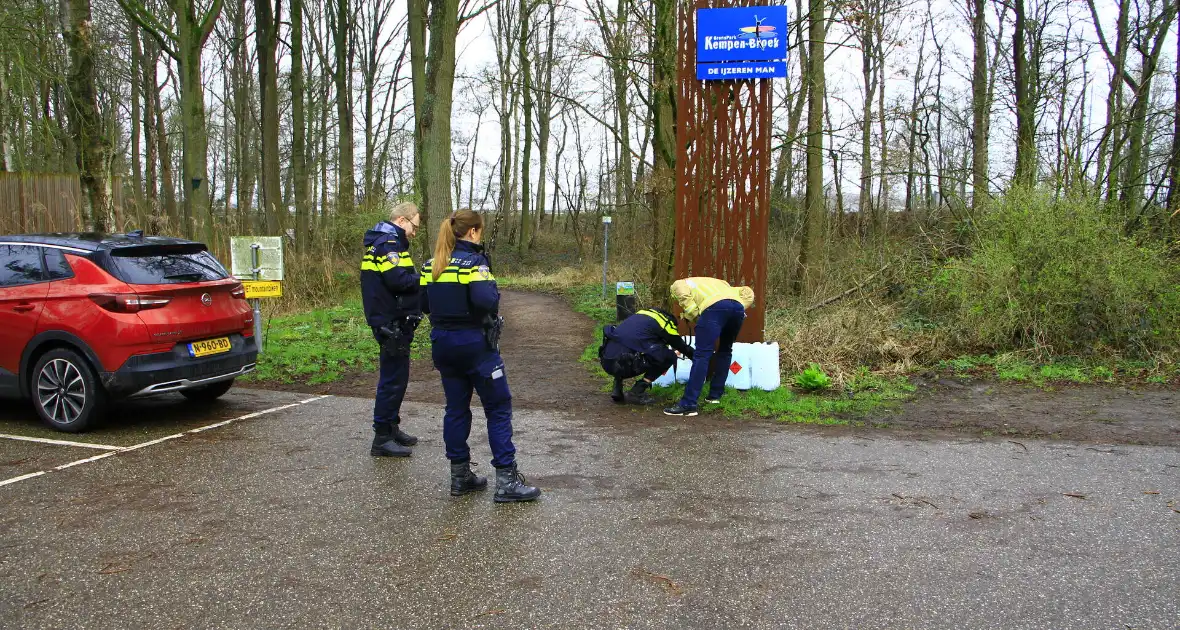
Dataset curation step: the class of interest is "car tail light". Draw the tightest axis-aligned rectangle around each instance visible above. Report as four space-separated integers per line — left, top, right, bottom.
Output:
89 293 172 313
231 283 246 300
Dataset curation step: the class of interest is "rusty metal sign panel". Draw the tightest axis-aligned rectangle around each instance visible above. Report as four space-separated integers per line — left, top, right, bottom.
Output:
674 0 773 342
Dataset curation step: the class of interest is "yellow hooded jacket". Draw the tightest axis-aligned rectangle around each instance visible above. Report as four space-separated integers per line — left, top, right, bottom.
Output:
670 277 756 322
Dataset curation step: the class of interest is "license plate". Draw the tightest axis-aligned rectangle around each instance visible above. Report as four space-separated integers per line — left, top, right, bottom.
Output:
189 337 232 358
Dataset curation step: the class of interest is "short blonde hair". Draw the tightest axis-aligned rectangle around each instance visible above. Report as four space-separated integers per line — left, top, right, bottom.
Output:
389 201 419 222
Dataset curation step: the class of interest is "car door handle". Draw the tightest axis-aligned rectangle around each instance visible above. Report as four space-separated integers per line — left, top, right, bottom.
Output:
13 304 36 312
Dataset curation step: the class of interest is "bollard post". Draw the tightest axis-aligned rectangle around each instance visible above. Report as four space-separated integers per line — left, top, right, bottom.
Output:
602 215 612 300
250 243 264 354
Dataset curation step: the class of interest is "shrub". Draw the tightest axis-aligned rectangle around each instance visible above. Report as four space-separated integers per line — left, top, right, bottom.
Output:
794 364 833 391
914 192 1180 357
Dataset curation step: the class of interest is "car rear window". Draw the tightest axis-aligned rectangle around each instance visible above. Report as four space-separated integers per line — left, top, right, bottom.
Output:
107 245 230 284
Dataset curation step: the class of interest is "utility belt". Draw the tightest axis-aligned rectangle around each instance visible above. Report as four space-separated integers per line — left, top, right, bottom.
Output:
377 313 423 358
482 313 505 351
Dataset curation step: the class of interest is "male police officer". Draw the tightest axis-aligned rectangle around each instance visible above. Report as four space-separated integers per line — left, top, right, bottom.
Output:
664 277 755 417
600 308 694 404
361 201 422 456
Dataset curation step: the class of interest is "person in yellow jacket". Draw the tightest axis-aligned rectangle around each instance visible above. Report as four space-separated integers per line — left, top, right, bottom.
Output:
664 277 756 416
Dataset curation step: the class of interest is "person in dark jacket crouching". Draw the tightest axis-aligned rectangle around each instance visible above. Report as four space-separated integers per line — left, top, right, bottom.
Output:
599 308 693 405
360 201 423 457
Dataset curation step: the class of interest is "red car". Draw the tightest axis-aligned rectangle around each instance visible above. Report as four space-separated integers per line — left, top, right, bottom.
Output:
0 233 258 432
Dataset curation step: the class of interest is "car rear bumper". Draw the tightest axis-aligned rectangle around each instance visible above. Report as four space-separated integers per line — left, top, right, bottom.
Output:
102 334 259 398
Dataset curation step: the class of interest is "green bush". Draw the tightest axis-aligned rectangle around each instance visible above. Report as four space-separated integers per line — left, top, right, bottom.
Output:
915 192 1180 357
794 364 833 391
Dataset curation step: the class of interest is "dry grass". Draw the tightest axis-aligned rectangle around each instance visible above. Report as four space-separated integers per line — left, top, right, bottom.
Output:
766 302 944 384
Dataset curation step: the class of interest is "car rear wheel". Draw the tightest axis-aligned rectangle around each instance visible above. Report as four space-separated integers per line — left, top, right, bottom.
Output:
31 349 107 433
180 379 234 402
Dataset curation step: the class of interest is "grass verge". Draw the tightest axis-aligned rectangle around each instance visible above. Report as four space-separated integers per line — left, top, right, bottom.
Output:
243 296 430 386
500 276 916 425
936 354 1178 386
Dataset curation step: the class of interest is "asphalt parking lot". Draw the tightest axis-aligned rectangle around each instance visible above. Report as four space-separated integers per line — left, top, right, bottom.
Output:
1 387 1178 629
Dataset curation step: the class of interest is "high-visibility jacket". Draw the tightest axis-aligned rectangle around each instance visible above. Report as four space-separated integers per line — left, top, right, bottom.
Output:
601 309 693 361
360 221 420 328
420 239 499 330
670 277 755 322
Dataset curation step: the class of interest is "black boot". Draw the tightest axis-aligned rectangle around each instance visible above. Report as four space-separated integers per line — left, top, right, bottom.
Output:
494 464 542 503
450 460 488 496
624 380 656 405
391 425 418 446
611 377 625 403
371 424 412 457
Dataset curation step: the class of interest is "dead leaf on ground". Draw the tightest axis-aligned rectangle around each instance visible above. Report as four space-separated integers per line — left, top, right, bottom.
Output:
968 511 987 520
1063 493 1087 500
436 529 458 542
1143 491 1160 495
631 567 683 596
98 564 130 575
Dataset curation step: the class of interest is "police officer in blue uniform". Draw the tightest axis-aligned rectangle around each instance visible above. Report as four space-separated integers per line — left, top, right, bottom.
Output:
361 202 423 457
420 209 541 502
599 308 694 405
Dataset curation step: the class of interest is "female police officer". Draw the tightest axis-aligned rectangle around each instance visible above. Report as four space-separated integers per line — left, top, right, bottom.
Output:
420 209 541 503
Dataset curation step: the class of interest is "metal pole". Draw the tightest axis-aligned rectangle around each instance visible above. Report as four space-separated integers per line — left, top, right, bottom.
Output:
250 243 264 354
602 220 610 300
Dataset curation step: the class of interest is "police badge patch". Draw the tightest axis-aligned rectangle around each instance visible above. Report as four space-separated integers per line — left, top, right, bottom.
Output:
477 265 491 280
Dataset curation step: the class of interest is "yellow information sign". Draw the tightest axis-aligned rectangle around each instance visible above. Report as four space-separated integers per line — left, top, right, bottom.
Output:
243 280 283 299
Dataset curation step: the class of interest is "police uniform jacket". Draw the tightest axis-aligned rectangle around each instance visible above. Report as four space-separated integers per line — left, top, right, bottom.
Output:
360 222 420 329
420 240 498 330
603 309 693 362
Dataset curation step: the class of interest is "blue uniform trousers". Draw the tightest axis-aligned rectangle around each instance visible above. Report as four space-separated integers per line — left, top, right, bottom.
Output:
431 329 517 468
679 299 747 408
373 330 411 431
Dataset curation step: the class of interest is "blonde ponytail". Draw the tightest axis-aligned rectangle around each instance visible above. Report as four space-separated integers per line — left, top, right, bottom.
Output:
431 209 484 281
432 218 457 281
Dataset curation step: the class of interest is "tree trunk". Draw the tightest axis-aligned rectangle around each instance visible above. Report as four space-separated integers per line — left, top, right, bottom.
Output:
904 20 926 215
874 6 888 231
256 0 283 233
517 0 533 252
410 0 462 236
157 91 177 228
1119 2 1177 220
292 0 309 245
858 15 874 234
65 0 111 230
143 37 158 213
649 0 676 306
332 0 355 214
532 2 558 243
1167 17 1180 213
795 0 825 296
130 21 143 201
1012 0 1035 189
970 0 989 212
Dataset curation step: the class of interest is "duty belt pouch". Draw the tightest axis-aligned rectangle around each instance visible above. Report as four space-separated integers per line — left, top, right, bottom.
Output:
482 314 505 351
599 325 618 360
379 321 414 358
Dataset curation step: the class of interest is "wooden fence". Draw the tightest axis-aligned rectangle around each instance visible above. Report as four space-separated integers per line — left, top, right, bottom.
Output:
0 173 127 234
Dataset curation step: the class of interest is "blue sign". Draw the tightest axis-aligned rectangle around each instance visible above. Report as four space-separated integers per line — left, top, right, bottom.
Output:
697 6 788 64
697 61 787 81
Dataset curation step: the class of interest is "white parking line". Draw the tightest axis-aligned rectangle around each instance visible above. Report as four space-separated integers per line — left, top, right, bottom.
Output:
0 434 123 451
0 395 331 489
